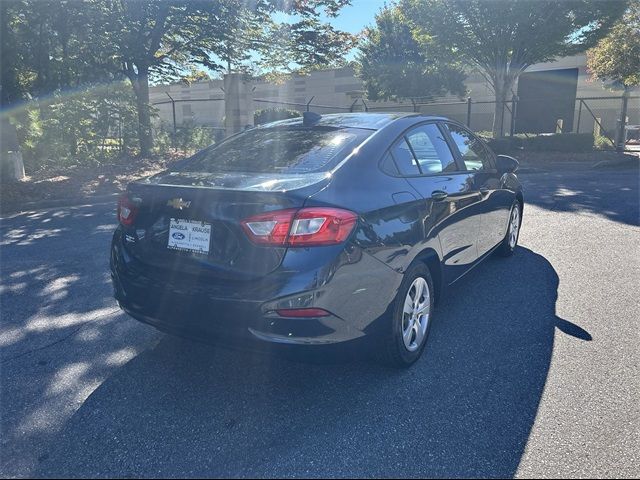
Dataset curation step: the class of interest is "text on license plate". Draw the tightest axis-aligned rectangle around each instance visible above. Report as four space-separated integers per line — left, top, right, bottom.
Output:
168 218 211 254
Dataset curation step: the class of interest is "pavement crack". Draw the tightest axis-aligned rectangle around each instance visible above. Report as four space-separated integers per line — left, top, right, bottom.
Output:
1 324 86 365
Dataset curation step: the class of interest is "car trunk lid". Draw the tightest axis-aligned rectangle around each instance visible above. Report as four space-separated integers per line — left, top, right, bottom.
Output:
121 172 330 280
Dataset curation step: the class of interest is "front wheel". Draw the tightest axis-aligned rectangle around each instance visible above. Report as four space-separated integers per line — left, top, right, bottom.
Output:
378 263 435 368
497 200 522 257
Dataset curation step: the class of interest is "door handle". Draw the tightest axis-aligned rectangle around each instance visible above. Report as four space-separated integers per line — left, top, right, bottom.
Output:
479 187 490 194
431 190 448 201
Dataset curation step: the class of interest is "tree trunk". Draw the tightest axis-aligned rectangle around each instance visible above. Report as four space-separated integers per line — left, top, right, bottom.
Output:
492 82 509 138
131 67 153 157
491 66 518 139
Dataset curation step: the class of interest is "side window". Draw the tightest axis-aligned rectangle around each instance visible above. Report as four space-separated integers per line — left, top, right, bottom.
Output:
405 124 457 174
390 138 420 176
444 124 493 171
380 152 399 176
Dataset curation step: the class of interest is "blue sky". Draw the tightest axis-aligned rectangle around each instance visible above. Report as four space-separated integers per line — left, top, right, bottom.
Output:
323 0 389 33
274 0 390 61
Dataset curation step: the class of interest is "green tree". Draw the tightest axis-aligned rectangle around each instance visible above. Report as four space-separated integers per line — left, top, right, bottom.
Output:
402 0 627 137
357 5 466 101
2 0 355 158
587 2 640 149
587 2 640 89
1 0 117 161
1 0 117 104
94 0 357 156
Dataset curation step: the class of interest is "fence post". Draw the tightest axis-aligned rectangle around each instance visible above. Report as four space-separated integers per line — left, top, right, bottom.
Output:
0 117 25 181
576 99 583 133
500 98 506 137
306 96 315 112
118 115 123 151
165 92 177 147
223 73 254 138
616 90 630 152
466 97 472 129
509 95 518 137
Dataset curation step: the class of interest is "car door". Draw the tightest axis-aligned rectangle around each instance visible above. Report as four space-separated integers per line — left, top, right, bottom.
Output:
391 122 483 283
442 123 513 257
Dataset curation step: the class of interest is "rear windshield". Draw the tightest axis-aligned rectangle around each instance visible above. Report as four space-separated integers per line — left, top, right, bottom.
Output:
180 126 372 174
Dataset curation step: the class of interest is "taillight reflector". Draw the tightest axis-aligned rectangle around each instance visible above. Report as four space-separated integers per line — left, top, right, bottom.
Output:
241 207 357 247
117 194 138 226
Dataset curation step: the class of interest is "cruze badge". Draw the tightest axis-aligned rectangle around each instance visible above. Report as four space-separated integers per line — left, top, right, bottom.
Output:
167 198 191 210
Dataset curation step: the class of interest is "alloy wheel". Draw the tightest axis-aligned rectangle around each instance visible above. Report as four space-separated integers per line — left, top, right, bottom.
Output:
509 205 520 249
401 277 431 352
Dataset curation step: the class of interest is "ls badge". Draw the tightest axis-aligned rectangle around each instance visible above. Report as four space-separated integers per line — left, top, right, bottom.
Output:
167 198 191 210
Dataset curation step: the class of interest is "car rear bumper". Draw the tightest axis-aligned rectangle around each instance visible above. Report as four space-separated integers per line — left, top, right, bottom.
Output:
110 230 401 348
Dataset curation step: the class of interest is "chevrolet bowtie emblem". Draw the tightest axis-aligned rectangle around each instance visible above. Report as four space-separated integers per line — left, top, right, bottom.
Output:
167 198 191 209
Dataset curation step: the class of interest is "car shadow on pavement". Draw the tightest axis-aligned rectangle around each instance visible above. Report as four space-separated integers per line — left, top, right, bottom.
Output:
521 168 639 226
36 247 591 478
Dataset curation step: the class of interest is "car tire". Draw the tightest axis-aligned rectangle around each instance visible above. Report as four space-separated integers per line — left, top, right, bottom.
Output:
497 200 522 257
377 263 435 368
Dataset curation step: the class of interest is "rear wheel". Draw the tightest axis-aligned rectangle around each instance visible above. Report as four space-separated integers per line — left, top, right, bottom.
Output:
378 263 434 368
497 200 521 257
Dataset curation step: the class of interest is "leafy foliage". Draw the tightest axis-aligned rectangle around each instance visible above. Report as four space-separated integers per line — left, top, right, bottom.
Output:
154 121 218 154
357 5 466 101
254 108 302 125
0 0 118 106
486 133 596 154
1 0 356 158
587 2 640 89
400 0 628 136
12 83 139 171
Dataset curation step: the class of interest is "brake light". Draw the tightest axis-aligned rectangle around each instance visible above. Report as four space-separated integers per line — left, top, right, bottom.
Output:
241 207 357 247
288 208 358 246
117 194 138 226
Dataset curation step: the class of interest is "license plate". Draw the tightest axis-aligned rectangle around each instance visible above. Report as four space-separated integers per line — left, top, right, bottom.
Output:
168 218 211 255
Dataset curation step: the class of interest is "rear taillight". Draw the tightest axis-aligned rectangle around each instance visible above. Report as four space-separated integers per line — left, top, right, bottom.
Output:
117 194 138 226
241 207 357 247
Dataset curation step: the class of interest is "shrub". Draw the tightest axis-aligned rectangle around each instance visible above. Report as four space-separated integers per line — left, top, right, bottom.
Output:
594 134 615 150
521 133 594 152
154 121 219 155
486 133 595 154
485 136 515 155
254 108 301 125
12 83 139 172
475 131 494 140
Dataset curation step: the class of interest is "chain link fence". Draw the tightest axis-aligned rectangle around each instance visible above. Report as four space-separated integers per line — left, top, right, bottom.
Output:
151 93 639 152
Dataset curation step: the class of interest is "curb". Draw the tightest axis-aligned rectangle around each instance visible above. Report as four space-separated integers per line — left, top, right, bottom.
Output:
1 192 120 216
591 159 639 170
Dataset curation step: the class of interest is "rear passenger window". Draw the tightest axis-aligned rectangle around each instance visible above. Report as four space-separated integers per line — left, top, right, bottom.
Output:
380 152 399 175
405 124 457 174
390 138 420 176
444 124 493 171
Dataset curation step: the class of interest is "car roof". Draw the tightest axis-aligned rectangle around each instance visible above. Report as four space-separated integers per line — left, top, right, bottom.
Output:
261 112 450 131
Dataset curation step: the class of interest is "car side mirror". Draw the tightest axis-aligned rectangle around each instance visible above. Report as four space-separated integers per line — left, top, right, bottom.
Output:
496 155 519 174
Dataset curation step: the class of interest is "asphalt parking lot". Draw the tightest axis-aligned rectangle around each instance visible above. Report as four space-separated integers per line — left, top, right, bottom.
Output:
1 167 639 478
